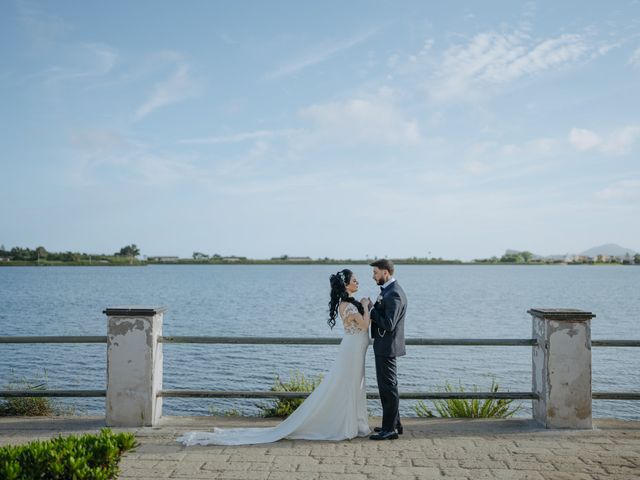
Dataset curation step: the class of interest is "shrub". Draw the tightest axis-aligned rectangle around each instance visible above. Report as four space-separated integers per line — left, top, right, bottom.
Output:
414 380 522 418
0 371 75 416
0 428 137 479
208 405 243 416
256 371 324 417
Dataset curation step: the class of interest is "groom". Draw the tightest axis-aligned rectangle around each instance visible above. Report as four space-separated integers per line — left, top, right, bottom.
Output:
365 259 407 440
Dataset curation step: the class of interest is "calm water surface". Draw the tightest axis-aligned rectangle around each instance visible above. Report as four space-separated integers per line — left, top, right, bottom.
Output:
0 264 638 419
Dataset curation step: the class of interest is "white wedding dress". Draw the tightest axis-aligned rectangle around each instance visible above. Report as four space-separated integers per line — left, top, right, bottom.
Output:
176 303 371 445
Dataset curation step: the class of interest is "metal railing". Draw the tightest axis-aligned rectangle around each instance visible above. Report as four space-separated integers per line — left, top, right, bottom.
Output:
1 335 639 401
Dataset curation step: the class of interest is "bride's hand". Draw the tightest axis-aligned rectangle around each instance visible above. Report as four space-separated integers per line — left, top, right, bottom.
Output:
360 297 370 308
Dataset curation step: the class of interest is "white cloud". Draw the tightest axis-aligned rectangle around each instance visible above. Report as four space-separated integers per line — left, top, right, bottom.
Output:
264 29 377 80
17 0 69 48
179 129 297 145
596 180 640 200
460 136 561 178
69 129 134 151
569 128 602 151
604 126 640 154
569 126 640 155
68 128 201 186
299 89 421 146
629 47 640 69
135 64 202 120
431 31 590 102
499 138 560 156
463 160 490 174
36 43 118 84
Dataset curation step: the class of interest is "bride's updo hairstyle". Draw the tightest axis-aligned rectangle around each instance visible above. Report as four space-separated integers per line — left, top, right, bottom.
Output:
328 269 364 329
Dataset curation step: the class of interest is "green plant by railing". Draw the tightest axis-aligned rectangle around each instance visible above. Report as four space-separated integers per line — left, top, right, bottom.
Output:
0 371 75 416
0 428 137 480
208 405 243 417
414 380 522 418
256 371 323 417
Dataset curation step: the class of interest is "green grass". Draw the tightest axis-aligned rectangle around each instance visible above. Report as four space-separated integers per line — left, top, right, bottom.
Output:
207 405 244 416
0 428 137 480
414 380 522 418
256 370 324 417
0 371 76 417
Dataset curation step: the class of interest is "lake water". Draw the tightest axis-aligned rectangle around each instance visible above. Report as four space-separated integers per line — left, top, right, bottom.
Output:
0 264 638 419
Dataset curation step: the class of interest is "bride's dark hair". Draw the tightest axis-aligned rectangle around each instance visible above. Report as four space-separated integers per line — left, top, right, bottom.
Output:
328 269 364 329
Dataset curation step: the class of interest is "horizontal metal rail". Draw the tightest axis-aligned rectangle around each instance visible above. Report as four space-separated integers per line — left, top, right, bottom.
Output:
159 390 538 400
592 392 640 400
592 340 640 347
1 336 639 347
159 391 639 400
2 390 638 400
160 336 539 346
0 390 105 397
0 336 107 343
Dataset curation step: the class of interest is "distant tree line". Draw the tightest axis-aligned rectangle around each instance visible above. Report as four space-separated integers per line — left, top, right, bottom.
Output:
474 251 640 265
0 244 142 264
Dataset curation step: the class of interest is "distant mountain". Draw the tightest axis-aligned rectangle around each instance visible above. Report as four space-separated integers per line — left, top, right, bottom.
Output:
579 244 637 258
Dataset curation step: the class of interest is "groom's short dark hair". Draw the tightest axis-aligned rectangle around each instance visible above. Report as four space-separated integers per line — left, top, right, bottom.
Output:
370 259 394 275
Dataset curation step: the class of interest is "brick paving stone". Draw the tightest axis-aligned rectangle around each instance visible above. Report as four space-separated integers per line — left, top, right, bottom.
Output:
392 465 443 477
298 463 346 473
458 459 509 470
247 462 297 472
507 461 558 471
491 469 546 479
119 469 174 479
541 474 596 480
317 473 368 480
440 467 495 478
267 473 319 480
317 455 366 465
216 471 270 480
1 416 639 480
344 464 393 475
412 458 458 468
273 454 320 465
364 456 413 467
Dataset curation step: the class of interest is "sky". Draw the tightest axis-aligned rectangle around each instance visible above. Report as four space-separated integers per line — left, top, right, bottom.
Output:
1 1 639 261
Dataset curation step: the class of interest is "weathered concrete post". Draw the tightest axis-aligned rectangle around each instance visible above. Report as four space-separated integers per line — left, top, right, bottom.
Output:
104 306 165 427
529 308 595 429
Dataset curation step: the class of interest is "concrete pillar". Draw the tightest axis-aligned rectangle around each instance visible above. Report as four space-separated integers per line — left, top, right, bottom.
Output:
104 306 165 427
529 308 595 429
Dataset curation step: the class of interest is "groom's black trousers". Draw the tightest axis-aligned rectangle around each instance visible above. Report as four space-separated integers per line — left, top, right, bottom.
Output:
375 355 401 432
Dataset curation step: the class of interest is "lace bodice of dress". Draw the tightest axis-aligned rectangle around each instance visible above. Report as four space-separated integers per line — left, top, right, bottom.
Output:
339 302 367 335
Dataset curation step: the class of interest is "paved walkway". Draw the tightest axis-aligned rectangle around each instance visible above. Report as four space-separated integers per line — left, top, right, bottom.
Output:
1 416 639 479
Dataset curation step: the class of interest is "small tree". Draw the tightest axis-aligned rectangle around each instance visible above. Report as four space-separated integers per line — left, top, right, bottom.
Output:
521 251 533 263
117 244 140 264
35 246 47 263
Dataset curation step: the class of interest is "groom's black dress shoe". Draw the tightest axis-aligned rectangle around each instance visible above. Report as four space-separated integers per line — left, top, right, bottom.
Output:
374 426 403 435
369 430 399 440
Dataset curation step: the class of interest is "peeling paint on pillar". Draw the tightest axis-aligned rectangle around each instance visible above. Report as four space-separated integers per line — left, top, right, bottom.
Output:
104 307 165 427
529 308 595 430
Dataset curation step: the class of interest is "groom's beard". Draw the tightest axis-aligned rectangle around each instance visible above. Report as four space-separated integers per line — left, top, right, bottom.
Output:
376 279 385 286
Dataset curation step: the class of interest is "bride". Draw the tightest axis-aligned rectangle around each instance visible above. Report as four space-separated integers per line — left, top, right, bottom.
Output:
176 269 372 445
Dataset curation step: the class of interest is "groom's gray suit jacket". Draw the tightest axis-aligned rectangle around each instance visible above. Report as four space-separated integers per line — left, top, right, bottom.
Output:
370 281 407 357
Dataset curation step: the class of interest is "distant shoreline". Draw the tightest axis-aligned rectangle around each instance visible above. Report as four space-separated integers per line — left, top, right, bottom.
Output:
1 260 636 267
